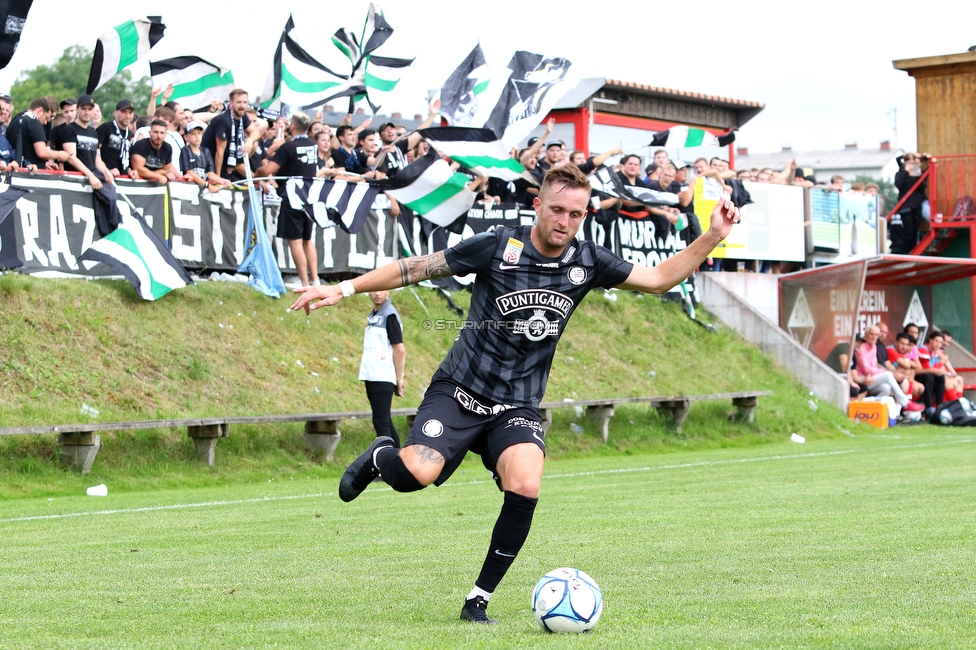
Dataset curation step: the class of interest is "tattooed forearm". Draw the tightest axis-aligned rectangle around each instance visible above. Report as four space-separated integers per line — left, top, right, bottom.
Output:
414 445 445 466
398 251 454 285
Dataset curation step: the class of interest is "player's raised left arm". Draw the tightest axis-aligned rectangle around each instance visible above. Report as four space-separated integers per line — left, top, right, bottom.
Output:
290 251 455 314
617 196 740 294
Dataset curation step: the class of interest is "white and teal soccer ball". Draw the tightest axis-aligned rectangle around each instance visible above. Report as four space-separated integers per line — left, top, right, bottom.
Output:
531 567 603 633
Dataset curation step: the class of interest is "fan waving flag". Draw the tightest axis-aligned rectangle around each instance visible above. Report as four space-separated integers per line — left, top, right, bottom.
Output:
439 44 490 127
419 127 536 184
650 126 735 148
380 150 475 227
285 179 381 234
87 16 165 94
79 212 192 301
261 16 357 110
361 54 413 114
150 56 235 112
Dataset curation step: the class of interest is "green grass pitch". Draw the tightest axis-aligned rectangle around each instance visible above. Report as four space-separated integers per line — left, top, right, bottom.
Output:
2 431 975 649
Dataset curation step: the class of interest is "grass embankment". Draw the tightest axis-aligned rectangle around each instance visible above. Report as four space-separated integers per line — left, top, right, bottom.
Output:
1 272 858 498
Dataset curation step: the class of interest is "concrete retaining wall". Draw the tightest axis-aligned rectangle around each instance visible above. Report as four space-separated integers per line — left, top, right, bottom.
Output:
699 273 849 411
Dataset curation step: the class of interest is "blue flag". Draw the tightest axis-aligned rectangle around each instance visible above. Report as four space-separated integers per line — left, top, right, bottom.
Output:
238 187 286 298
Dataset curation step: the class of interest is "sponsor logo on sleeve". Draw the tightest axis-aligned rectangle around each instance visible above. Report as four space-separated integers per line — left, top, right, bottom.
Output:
502 237 524 264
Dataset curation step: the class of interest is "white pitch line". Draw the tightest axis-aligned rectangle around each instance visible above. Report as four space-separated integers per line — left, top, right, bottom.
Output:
1 437 971 524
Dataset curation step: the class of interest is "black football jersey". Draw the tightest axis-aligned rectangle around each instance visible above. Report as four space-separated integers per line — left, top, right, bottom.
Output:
441 225 632 407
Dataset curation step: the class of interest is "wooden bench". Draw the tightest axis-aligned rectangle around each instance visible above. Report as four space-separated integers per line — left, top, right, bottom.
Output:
538 391 772 441
0 391 770 472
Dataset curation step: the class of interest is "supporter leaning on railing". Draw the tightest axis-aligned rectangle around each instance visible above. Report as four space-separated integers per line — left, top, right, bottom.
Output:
889 152 935 254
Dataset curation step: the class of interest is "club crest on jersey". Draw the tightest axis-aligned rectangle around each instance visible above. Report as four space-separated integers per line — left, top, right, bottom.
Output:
514 310 560 342
421 419 444 437
568 266 586 285
503 237 524 264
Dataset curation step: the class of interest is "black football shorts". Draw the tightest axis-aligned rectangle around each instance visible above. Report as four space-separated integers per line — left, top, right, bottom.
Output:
405 372 546 486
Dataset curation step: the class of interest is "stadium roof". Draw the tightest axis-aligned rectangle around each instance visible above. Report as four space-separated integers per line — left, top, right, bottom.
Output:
553 78 765 128
782 255 976 286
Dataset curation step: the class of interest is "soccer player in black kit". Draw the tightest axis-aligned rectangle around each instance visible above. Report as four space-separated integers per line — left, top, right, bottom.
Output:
291 163 740 624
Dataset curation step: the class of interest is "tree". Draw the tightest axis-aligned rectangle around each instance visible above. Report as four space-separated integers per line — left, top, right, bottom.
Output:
11 45 150 121
855 175 898 216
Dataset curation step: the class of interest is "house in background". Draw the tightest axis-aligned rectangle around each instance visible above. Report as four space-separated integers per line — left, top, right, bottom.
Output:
735 142 904 183
523 78 764 164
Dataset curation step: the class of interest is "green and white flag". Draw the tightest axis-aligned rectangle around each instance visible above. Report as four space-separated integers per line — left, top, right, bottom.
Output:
325 3 413 115
150 56 235 112
79 212 192 301
87 16 165 93
419 127 536 184
360 54 413 113
380 150 475 227
439 44 490 126
650 126 735 148
261 16 359 110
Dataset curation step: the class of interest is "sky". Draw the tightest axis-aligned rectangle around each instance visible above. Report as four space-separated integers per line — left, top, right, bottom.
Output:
2 0 974 155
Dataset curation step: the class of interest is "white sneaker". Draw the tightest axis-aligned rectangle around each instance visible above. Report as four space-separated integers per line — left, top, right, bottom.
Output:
312 279 321 286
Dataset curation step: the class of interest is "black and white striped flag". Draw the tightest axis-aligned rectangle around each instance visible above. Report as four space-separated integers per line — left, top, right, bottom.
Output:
87 16 165 94
285 179 381 234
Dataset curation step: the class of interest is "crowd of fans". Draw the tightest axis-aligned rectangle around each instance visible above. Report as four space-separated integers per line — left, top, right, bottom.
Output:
0 87 912 275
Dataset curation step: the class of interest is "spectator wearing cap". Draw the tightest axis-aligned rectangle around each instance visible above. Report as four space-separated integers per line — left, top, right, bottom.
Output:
537 139 565 172
519 118 554 170
62 95 121 236
793 166 814 188
48 98 77 162
96 99 135 177
0 92 12 135
643 163 660 184
6 96 69 170
180 121 227 190
375 121 408 178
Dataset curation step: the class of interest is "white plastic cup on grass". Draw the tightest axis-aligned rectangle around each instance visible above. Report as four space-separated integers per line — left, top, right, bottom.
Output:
86 484 108 497
790 433 806 444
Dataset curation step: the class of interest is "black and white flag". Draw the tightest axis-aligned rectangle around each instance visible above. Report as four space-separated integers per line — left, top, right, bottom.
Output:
483 50 576 148
285 179 381 234
589 166 679 208
439 43 490 127
0 0 33 71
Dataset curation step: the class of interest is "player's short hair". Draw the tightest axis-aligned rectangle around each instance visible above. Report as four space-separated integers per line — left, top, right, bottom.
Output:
695 157 708 165
660 163 677 173
653 149 667 157
831 174 845 184
229 88 248 101
540 163 590 198
290 111 310 133
150 119 168 130
895 332 912 343
336 125 355 139
620 153 642 166
926 330 943 343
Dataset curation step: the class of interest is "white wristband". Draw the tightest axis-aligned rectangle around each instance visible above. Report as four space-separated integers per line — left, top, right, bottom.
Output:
338 280 356 298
